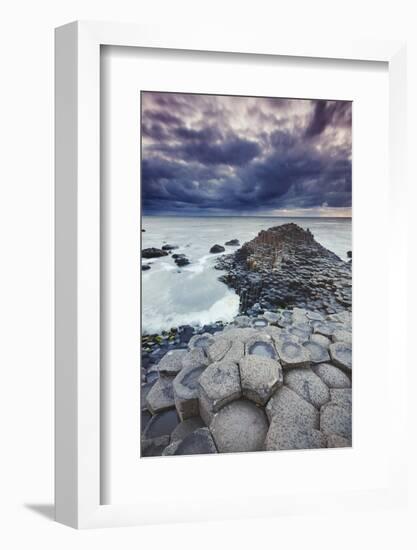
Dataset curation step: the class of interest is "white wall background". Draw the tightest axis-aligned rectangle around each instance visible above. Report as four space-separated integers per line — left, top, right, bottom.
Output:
0 0 416 547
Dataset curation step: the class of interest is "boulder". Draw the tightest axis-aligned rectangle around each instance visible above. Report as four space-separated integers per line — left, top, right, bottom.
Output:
312 363 351 389
225 239 240 246
239 355 283 405
275 340 310 368
329 342 352 373
141 264 151 271
142 409 180 439
175 257 190 267
303 341 330 364
265 423 327 451
320 402 352 440
210 400 269 453
266 386 319 430
142 247 168 259
161 244 178 251
169 428 218 455
283 368 331 409
158 349 187 377
145 377 175 414
173 364 207 421
170 417 205 442
199 361 241 425
210 244 225 253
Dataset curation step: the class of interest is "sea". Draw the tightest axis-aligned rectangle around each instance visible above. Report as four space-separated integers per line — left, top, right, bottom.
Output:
141 216 352 335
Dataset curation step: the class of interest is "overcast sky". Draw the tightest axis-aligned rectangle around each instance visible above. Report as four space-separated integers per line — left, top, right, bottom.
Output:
141 92 352 217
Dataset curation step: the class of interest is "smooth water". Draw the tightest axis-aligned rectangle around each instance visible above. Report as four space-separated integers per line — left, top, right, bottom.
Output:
141 216 351 334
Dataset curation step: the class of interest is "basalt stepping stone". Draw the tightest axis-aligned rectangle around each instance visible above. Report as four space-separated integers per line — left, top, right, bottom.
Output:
330 388 352 410
220 327 258 342
173 364 207 421
169 427 218 455
141 435 171 457
266 386 319 430
310 333 331 349
234 315 252 328
292 308 309 323
143 409 180 439
263 311 280 323
182 347 209 370
312 363 351 389
276 340 310 369
264 325 282 343
199 361 241 425
283 368 330 409
327 311 352 325
265 423 327 451
210 400 268 453
252 317 269 328
332 329 352 344
306 311 325 322
145 377 175 414
170 416 205 442
207 338 232 363
222 340 245 363
314 322 337 338
288 325 311 342
320 402 352 440
327 433 351 448
329 342 352 373
245 333 277 360
239 355 283 405
188 333 215 351
303 341 330 364
158 349 187 377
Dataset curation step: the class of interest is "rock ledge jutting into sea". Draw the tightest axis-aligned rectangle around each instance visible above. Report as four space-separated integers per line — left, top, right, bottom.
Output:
215 223 351 315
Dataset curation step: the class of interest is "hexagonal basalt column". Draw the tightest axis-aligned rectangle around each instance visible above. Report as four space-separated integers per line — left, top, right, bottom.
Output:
320 402 352 440
198 361 241 425
266 386 319 430
275 340 310 368
206 338 232 363
312 363 351 388
329 342 352 373
283 368 330 409
182 347 209 370
210 400 269 453
188 333 215 351
145 377 176 414
239 355 283 405
164 427 218 456
302 341 330 364
173 364 207 421
265 423 326 451
245 333 277 360
158 349 187 377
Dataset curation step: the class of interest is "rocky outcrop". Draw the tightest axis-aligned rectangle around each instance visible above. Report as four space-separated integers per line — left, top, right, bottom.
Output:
141 306 352 457
142 247 169 259
210 244 225 253
215 223 351 315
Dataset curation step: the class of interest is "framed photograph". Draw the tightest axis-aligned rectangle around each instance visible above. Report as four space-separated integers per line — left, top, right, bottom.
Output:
55 21 407 528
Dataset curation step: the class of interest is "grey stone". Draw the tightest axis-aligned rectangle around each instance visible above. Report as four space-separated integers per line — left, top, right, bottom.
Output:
252 317 269 328
327 434 351 448
276 340 310 368
303 341 330 364
329 342 352 373
310 333 331 349
263 311 280 323
320 402 352 440
142 409 179 439
141 435 170 457
210 400 269 453
188 333 215 351
173 364 207 421
162 440 182 456
313 322 337 338
141 410 151 434
239 355 283 405
283 368 331 409
264 325 282 343
182 347 209 370
158 349 187 377
170 417 205 442
266 386 319 430
145 377 175 414
222 340 245 363
221 327 258 343
312 363 351 389
332 330 352 344
265 423 327 451
207 338 232 363
327 311 352 325
306 311 325 322
171 427 218 455
234 315 252 328
199 361 241 425
245 333 277 360
330 388 352 410
292 308 309 323
141 380 156 410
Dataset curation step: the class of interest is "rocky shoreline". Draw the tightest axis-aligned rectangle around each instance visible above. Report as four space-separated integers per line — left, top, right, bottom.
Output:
141 223 352 457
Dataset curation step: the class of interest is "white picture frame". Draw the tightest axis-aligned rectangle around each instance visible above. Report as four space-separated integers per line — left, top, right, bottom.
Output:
55 20 407 529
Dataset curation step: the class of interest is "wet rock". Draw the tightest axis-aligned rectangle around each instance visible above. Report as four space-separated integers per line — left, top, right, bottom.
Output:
265 423 327 451
145 377 175 414
170 417 205 442
245 332 277 360
142 409 180 439
142 264 151 271
332 329 352 344
310 333 331 349
142 247 168 259
312 363 351 389
264 325 282 344
275 340 310 368
252 317 269 328
320 402 352 440
210 244 225 253
199 361 241 425
303 341 330 364
158 349 187 377
347 250 352 259
239 355 283 405
141 435 171 457
170 427 218 455
329 342 352 373
162 244 178 251
210 400 269 453
283 368 330 409
266 386 319 430
225 239 240 246
327 433 351 448
175 256 190 267
173 364 207 421
188 333 215 351
234 315 252 328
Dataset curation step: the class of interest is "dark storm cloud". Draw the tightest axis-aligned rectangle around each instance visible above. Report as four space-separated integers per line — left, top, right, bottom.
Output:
141 93 352 216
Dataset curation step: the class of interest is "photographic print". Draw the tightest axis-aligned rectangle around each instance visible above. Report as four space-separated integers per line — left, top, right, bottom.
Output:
140 92 352 457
